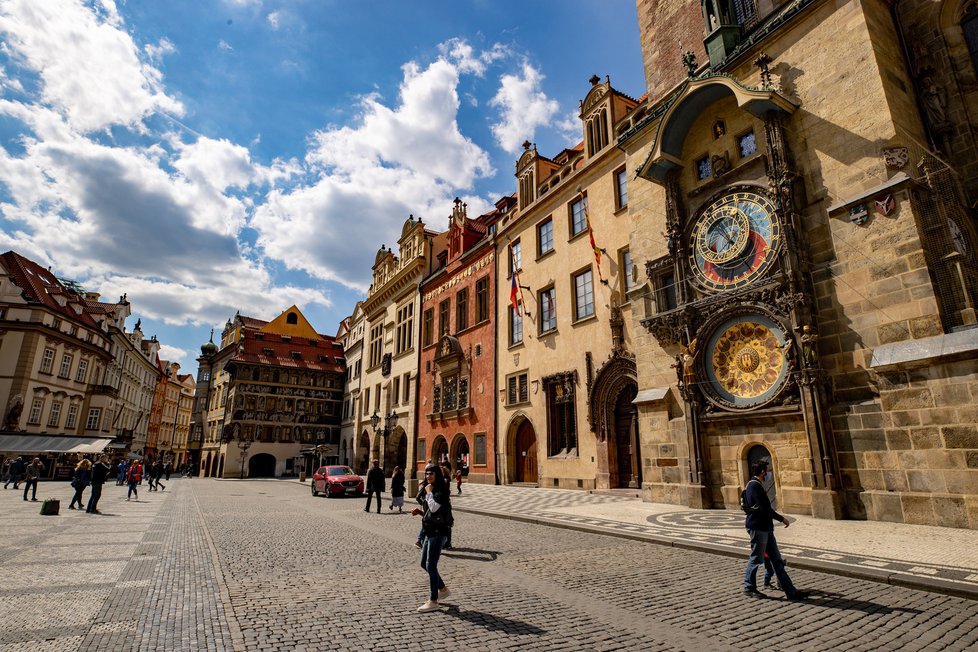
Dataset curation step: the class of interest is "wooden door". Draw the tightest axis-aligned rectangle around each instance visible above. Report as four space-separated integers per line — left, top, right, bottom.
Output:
515 421 537 483
614 387 639 488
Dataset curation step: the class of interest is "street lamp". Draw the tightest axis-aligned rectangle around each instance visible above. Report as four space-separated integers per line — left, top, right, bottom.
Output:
237 428 254 479
370 410 398 468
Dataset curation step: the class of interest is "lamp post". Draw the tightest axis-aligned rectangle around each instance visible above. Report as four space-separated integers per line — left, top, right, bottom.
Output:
237 428 254 479
370 410 398 471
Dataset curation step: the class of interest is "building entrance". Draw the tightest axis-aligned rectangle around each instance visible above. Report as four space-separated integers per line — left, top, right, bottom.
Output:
515 420 537 483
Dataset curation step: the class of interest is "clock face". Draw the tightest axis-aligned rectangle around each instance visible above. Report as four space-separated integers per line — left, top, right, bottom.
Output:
949 218 968 255
703 313 790 409
689 190 781 291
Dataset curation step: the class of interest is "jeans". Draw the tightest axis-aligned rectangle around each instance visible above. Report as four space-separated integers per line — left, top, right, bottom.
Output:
127 481 138 499
69 486 86 509
743 529 795 593
420 533 448 601
86 483 103 512
22 478 37 500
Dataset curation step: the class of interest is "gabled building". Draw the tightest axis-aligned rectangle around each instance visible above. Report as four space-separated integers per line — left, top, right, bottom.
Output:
337 302 366 469
494 78 645 490
359 216 440 489
191 306 345 478
417 197 509 485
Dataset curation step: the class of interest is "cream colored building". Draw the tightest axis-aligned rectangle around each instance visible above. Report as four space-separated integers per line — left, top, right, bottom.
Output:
337 302 365 469
494 78 645 490
358 217 440 489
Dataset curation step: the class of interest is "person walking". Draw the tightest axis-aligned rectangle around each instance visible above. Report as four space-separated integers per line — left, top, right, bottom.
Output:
742 460 807 600
6 457 24 489
389 466 405 513
439 464 455 549
1 458 10 488
126 461 142 501
68 459 92 509
116 461 127 486
453 468 463 496
22 457 43 501
86 455 111 514
412 465 453 613
364 460 385 513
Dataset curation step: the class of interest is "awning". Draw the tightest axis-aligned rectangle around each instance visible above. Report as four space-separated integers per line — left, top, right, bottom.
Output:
0 434 113 455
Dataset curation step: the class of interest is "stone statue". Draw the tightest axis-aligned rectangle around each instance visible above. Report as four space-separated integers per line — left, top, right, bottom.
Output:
801 325 818 368
920 75 950 132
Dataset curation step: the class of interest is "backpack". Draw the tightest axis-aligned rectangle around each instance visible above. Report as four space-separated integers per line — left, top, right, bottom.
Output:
740 479 760 514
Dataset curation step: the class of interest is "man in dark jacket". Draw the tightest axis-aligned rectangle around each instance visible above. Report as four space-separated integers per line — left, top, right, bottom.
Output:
364 459 385 513
86 455 111 514
742 460 807 600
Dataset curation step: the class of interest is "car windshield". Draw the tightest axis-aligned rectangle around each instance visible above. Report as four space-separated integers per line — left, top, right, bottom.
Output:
327 467 355 476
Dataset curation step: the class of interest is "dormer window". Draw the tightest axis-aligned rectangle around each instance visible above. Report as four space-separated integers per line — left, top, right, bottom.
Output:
585 106 609 156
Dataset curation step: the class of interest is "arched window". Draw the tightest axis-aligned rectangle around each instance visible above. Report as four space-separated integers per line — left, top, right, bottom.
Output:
964 5 978 75
286 312 298 325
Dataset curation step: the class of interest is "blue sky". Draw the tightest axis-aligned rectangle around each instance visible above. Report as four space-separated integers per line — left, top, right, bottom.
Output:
0 0 644 372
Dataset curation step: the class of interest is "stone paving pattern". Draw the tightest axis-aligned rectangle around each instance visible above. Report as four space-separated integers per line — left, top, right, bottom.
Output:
0 478 975 651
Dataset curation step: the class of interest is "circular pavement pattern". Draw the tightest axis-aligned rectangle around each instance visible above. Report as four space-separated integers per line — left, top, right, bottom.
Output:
647 511 744 529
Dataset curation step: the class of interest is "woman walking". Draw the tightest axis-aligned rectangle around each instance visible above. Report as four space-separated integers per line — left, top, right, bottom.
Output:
389 466 405 513
412 465 453 613
68 459 92 510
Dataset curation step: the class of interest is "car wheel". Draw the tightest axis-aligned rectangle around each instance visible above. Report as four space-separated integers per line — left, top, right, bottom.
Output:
311 483 319 497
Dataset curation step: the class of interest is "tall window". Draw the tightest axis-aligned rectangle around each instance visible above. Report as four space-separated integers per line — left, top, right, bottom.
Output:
363 388 370 416
422 308 434 347
656 271 678 312
622 249 638 294
615 167 628 210
65 404 78 429
438 299 451 337
456 288 469 331
403 372 411 403
574 269 595 320
75 359 88 383
507 372 528 405
395 303 414 355
475 277 489 322
47 400 63 427
545 374 577 457
58 354 73 378
540 287 556 332
510 240 522 271
732 0 757 27
40 348 54 374
369 323 383 367
570 197 587 237
509 305 523 345
28 398 44 424
538 218 554 256
392 376 400 405
86 407 101 430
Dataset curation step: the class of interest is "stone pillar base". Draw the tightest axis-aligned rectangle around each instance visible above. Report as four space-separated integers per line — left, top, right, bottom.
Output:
407 477 420 499
810 488 844 520
685 483 712 510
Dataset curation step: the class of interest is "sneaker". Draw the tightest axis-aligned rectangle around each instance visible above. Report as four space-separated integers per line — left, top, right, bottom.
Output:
786 590 810 601
438 587 451 600
416 600 440 613
415 541 423 549
68 505 75 510
743 588 767 599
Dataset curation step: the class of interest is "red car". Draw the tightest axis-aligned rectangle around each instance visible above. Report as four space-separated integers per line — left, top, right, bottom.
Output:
311 466 364 498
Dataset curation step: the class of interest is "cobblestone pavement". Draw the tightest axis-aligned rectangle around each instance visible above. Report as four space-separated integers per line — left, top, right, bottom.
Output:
450 484 978 596
2 479 977 651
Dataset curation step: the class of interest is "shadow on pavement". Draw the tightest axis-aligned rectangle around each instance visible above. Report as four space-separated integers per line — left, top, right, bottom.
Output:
798 590 924 615
443 605 546 634
442 547 501 562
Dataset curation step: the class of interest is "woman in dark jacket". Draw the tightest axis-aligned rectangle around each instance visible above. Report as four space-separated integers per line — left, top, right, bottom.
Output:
412 465 452 612
69 459 92 510
388 466 405 512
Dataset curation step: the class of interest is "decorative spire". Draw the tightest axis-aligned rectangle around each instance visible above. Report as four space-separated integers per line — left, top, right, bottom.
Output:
754 52 773 89
589 74 600 86
682 51 697 78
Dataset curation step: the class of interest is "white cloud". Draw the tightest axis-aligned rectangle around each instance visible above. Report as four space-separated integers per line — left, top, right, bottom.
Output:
489 61 559 154
0 0 183 132
252 43 500 290
218 40 233 52
437 38 507 77
144 37 176 63
157 343 190 366
266 11 280 29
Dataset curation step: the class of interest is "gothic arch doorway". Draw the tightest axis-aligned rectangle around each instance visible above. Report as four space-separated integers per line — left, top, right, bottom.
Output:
385 427 407 474
431 435 449 467
356 431 370 474
450 434 470 473
249 453 276 478
511 418 538 484
746 444 778 509
203 453 212 478
613 384 641 488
